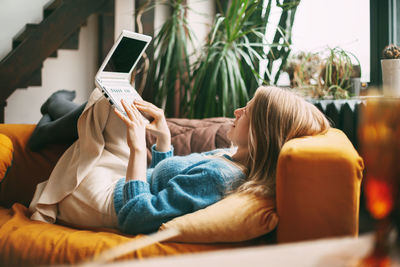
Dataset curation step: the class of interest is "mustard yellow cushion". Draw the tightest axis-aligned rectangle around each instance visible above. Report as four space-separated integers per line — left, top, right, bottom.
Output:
0 134 13 182
0 204 249 265
160 193 278 243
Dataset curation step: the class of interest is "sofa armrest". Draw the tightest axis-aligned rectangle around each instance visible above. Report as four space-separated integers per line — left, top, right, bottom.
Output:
276 128 364 243
0 124 69 208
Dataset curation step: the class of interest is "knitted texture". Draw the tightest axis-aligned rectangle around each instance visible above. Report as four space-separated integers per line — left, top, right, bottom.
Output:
113 146 245 235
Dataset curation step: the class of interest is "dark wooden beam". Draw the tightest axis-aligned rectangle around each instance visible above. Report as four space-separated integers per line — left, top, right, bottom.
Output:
98 0 115 66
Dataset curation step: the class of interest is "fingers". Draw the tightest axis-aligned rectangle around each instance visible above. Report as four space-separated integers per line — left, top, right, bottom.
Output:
119 100 144 124
114 107 135 128
134 100 163 119
114 108 129 124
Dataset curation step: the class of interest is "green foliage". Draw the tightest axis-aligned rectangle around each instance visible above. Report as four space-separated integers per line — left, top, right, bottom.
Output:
144 0 195 118
285 47 361 99
189 0 300 118
265 0 300 87
141 0 300 118
318 47 357 98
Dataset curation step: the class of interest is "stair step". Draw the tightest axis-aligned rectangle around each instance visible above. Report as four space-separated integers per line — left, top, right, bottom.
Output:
49 50 58 58
0 0 111 119
20 66 42 88
43 0 63 19
60 29 80 50
13 24 79 54
12 24 39 50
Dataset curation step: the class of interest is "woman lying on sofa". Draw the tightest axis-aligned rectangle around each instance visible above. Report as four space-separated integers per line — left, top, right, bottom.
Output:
28 86 330 235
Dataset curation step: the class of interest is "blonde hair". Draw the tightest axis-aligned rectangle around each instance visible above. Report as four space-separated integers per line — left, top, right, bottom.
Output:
235 86 331 197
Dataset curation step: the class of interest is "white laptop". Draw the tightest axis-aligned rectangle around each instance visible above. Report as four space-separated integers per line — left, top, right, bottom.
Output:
95 30 152 117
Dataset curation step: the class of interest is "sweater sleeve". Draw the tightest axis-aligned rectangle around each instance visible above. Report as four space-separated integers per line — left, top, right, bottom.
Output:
114 166 226 235
149 144 174 168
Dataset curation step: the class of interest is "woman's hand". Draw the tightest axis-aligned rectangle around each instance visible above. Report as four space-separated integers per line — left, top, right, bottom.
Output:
114 100 147 181
134 100 171 152
114 100 147 153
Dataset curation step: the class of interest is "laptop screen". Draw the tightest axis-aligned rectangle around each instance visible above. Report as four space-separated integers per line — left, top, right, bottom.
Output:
103 37 148 73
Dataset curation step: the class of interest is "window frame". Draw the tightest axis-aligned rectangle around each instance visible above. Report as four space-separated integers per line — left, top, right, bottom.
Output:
370 0 399 86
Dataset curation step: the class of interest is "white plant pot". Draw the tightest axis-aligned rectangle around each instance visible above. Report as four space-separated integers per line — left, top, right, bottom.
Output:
381 59 400 97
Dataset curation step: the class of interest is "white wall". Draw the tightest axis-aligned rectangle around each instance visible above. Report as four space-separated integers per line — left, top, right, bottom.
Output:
0 1 99 124
186 0 215 59
115 0 135 40
290 0 370 82
0 0 49 60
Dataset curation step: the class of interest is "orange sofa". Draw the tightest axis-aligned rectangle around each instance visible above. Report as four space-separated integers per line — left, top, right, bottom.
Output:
0 118 364 266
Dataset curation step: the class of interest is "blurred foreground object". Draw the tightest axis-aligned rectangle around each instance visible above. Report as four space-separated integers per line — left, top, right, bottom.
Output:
358 97 400 266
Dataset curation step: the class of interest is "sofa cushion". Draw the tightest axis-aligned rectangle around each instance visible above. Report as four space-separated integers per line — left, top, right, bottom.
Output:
160 193 278 243
0 204 258 265
146 117 233 158
0 134 13 182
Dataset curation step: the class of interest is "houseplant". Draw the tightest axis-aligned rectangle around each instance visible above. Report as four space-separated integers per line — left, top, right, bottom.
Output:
239 0 300 97
189 0 300 118
317 47 361 99
285 47 361 99
381 44 400 97
142 0 195 118
139 0 300 118
284 51 322 95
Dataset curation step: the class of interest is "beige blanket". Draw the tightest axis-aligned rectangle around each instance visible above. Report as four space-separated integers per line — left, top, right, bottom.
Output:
29 88 130 223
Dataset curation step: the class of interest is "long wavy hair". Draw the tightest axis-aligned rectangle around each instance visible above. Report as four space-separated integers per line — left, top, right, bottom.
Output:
236 86 331 197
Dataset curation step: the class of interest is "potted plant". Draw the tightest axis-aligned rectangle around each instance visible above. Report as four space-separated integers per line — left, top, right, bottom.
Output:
381 44 400 97
317 47 361 99
189 0 300 118
141 0 195 118
285 47 361 99
284 51 322 96
139 0 300 118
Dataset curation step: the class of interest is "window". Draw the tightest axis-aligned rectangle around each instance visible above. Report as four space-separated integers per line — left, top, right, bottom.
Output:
270 0 370 86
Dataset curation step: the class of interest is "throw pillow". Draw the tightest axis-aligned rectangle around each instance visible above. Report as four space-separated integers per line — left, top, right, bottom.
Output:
160 192 278 243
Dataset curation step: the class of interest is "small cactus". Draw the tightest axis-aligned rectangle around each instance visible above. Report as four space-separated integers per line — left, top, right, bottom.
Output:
382 44 400 59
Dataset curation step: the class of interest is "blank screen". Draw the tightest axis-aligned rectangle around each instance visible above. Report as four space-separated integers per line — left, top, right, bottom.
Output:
104 37 148 73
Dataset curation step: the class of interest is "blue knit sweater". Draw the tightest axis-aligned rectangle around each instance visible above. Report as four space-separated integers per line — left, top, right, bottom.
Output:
113 145 246 235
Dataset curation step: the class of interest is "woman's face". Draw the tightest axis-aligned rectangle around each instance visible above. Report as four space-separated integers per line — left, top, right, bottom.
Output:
227 100 253 147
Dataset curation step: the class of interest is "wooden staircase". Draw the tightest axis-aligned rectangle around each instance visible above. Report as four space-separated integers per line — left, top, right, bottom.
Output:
0 0 114 122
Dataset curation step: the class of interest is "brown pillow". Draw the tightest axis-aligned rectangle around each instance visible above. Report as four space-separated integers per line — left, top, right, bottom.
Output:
160 193 278 243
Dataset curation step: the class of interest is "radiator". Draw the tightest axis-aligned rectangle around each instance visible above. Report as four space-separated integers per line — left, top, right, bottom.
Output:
309 99 365 149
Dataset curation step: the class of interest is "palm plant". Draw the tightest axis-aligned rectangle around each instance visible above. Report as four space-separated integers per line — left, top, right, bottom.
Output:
189 0 263 118
242 0 300 97
143 0 195 118
140 0 300 118
189 0 300 118
264 0 300 86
